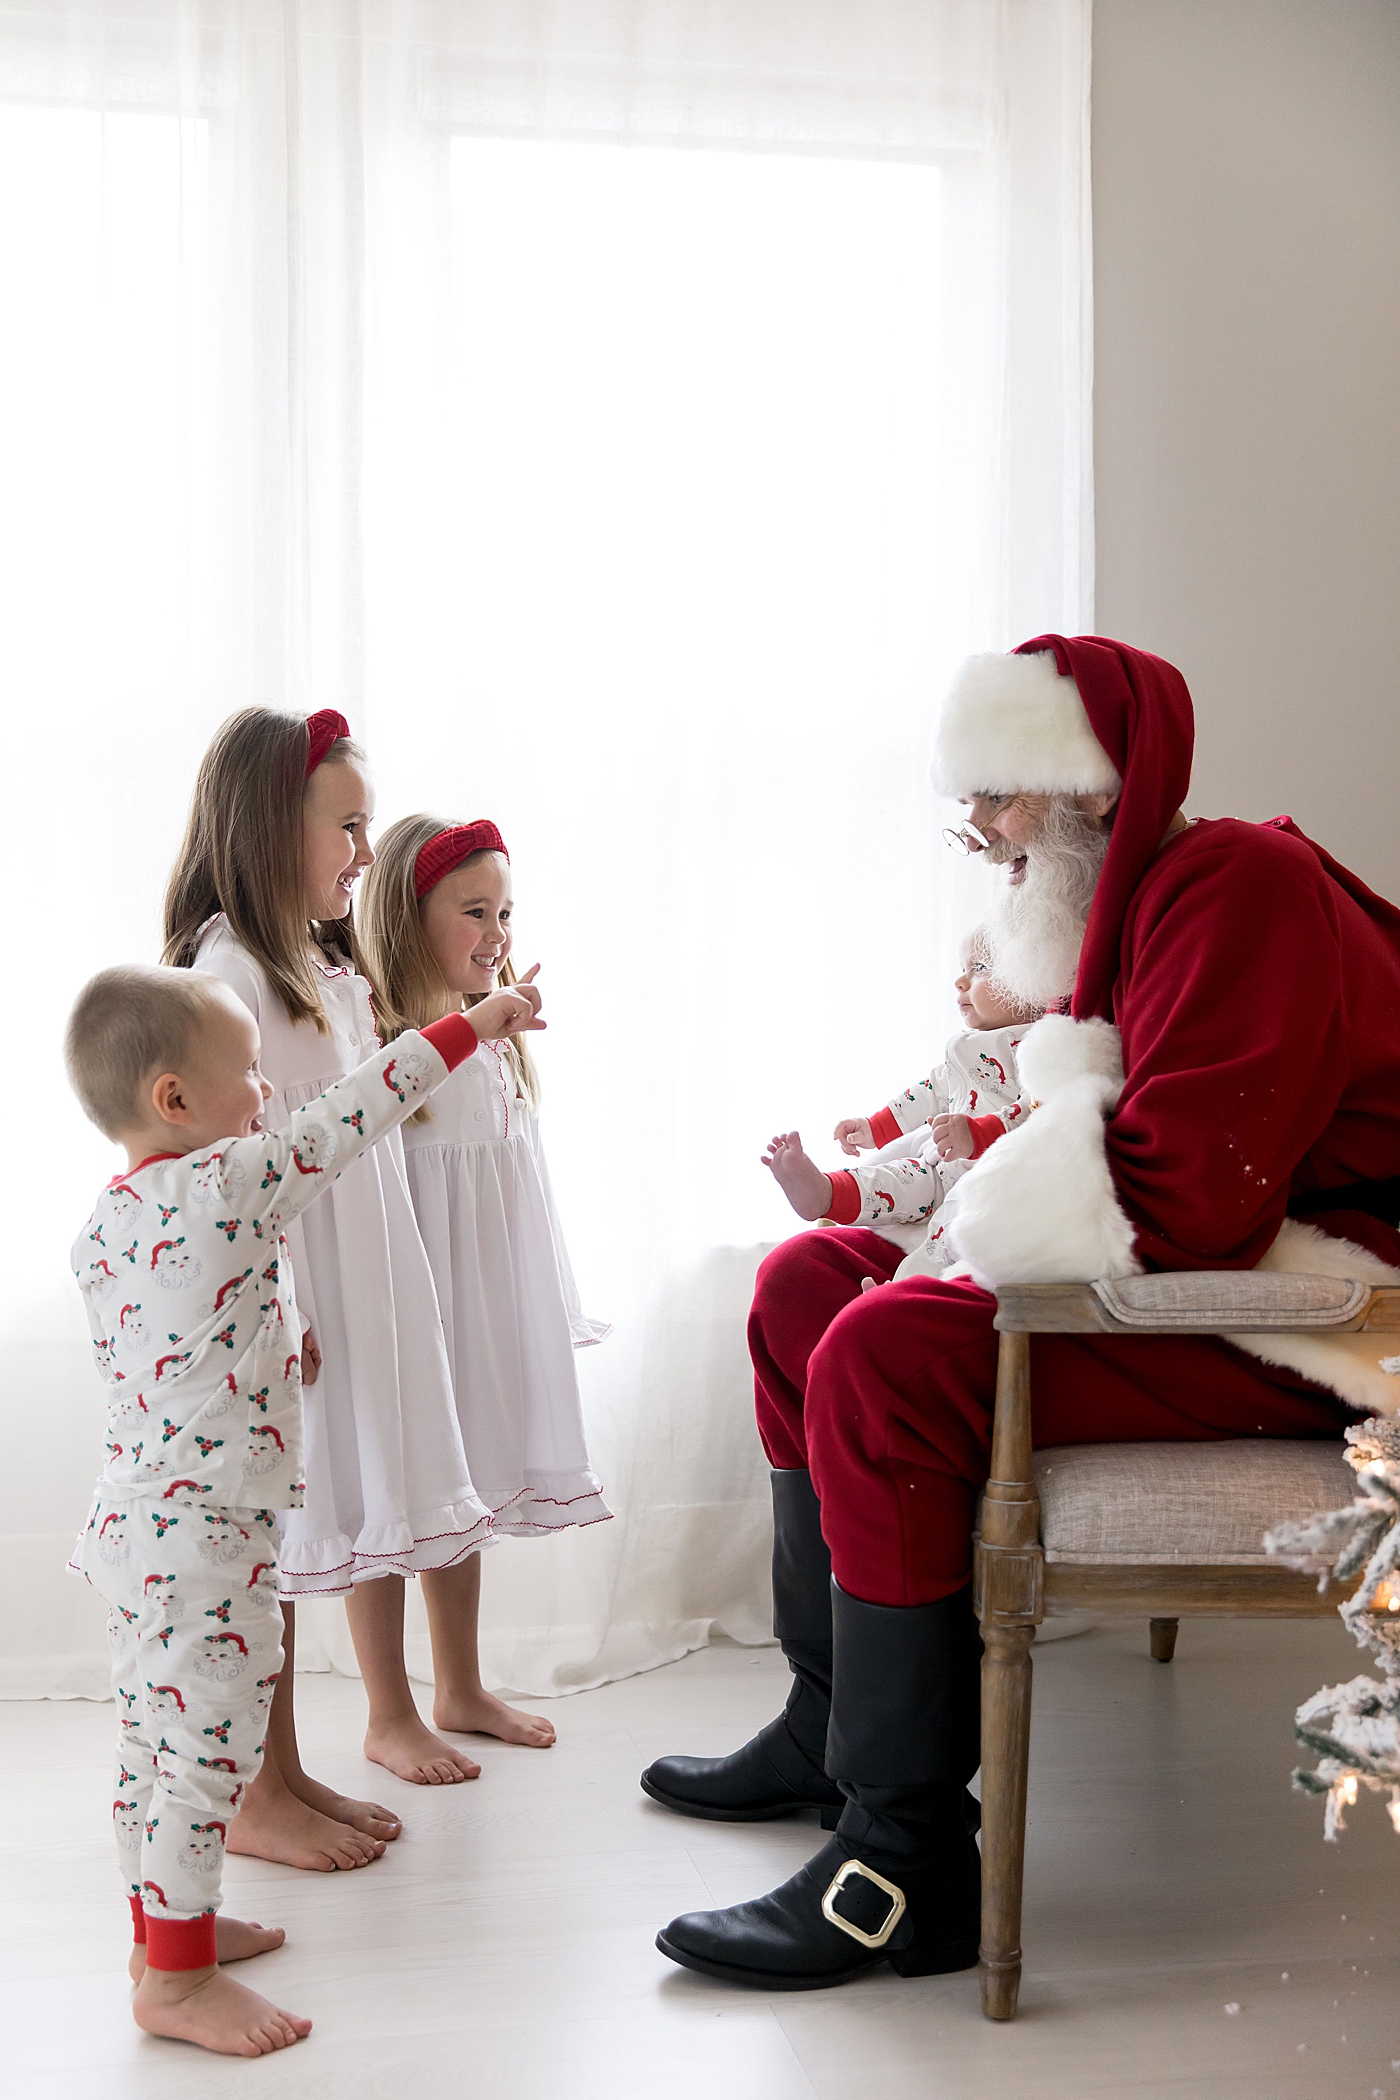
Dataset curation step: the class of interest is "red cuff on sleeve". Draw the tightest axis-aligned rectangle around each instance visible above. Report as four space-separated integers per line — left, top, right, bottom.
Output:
822 1170 864 1225
966 1112 1007 1159
867 1107 903 1149
420 1013 480 1071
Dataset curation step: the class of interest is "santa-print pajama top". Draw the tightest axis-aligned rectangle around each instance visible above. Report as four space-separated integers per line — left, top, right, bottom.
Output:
194 916 492 1594
399 1035 612 1535
70 1016 481 1550
823 1021 1029 1268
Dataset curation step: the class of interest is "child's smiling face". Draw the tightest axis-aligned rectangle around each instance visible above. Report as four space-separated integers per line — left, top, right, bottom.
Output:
303 759 375 922
419 851 514 1000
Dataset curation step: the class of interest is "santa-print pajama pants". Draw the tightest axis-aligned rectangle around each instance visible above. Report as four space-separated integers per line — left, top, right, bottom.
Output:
751 1228 1347 1607
82 1496 284 1969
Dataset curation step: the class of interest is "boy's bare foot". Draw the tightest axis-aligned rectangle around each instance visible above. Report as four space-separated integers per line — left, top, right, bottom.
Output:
129 1915 284 1983
433 1687 556 1747
226 1783 386 1872
761 1131 834 1221
364 1713 481 1784
133 1963 311 2057
288 1769 403 1841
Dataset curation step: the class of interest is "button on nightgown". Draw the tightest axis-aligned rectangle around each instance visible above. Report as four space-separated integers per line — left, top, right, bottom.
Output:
399 1038 611 1535
194 916 492 1594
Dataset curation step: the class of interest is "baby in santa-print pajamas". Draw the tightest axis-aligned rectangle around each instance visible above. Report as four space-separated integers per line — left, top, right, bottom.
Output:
64 961 522 2055
762 934 1039 1274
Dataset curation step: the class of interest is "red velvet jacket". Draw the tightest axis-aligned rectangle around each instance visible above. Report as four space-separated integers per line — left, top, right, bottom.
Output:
1109 816 1400 1272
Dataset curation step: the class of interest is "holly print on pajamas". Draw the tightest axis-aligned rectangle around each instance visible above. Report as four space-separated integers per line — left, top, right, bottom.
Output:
848 1021 1031 1268
95 1498 282 1922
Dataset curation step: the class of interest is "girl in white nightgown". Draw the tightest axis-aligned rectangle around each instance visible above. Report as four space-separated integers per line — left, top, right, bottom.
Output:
165 710 507 1860
358 814 611 1747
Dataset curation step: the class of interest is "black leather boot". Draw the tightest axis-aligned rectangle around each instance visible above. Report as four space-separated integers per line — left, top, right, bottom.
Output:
655 1581 983 1989
640 1469 843 1825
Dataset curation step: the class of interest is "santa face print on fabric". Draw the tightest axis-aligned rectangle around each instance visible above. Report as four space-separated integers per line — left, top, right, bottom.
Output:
101 1500 282 1924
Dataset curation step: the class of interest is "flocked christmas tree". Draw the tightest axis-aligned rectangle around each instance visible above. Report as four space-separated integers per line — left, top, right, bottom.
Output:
1266 1406 1400 1839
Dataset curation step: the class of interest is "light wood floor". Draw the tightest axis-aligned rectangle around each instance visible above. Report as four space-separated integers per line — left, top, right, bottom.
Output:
1 1620 1398 2098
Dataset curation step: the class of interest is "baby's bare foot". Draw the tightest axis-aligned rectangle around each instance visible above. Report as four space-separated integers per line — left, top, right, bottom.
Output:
289 1769 403 1841
433 1688 556 1747
761 1132 834 1221
226 1786 386 1872
133 1963 311 2057
365 1713 481 1784
129 1915 284 1983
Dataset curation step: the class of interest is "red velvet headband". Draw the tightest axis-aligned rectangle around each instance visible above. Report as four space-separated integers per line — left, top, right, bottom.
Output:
304 709 350 777
413 821 509 899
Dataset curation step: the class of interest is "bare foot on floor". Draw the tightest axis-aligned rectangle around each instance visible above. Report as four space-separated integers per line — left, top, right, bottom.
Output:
226 1787 387 1871
434 1688 556 1747
364 1713 481 1784
289 1770 403 1841
129 1915 284 1983
133 1964 311 2057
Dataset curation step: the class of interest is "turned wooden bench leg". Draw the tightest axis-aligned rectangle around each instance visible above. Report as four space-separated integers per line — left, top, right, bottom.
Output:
975 1329 1042 2023
978 1620 1035 2020
1149 1616 1179 1663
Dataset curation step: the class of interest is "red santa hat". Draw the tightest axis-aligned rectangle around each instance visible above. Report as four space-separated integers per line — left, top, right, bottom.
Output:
932 635 1196 1022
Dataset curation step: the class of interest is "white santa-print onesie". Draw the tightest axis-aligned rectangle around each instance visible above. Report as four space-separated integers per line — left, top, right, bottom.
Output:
72 1015 479 1939
194 916 491 1595
823 1022 1028 1272
400 1036 611 1534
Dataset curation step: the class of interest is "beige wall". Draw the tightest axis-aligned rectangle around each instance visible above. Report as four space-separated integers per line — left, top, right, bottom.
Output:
1092 0 1400 897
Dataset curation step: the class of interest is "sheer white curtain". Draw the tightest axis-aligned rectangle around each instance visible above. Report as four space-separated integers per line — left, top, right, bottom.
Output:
0 0 1091 1698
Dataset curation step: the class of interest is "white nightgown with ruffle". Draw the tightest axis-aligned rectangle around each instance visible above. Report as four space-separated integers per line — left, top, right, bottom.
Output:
400 1037 612 1536
194 916 493 1594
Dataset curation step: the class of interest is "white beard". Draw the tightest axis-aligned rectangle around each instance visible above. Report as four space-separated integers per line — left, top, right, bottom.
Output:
984 801 1109 1010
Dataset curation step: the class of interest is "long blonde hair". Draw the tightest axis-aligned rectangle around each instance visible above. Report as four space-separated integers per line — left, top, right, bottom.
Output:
358 812 539 1119
162 707 366 1034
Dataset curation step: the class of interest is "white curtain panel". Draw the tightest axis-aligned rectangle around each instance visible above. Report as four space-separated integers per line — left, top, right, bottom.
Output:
0 0 1092 1699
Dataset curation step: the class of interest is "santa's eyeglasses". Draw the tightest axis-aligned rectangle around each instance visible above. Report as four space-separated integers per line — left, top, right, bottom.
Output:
942 794 1013 855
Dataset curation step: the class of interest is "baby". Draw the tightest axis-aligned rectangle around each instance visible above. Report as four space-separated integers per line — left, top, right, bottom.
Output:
762 930 1040 1273
64 962 538 2056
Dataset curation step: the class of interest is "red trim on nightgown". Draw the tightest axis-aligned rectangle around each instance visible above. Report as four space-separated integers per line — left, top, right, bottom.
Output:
867 1108 903 1149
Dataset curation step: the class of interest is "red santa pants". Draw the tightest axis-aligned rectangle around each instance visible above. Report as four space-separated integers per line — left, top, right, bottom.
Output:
750 1229 1346 1608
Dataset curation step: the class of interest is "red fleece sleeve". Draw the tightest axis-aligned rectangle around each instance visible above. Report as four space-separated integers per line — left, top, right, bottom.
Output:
420 1013 480 1071
822 1171 864 1225
1110 833 1349 1269
867 1107 903 1149
966 1114 1006 1160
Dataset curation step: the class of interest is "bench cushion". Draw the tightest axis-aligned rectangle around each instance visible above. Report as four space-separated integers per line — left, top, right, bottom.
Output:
1033 1439 1355 1565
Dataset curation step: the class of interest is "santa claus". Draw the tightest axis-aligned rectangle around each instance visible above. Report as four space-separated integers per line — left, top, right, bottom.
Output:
644 634 1400 1990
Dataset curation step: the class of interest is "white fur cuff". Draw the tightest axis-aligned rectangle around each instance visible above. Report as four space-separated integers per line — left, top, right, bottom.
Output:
931 651 1121 800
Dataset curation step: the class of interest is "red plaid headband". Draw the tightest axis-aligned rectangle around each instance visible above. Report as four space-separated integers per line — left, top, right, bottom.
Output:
304 709 350 777
413 821 509 899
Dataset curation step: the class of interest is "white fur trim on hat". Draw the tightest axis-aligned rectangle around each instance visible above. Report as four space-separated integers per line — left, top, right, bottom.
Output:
931 651 1121 800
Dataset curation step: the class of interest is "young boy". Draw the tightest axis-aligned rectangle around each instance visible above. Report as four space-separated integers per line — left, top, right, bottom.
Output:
65 963 538 2057
762 932 1038 1273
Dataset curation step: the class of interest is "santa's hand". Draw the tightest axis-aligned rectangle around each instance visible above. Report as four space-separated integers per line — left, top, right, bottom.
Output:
301 1330 322 1386
833 1117 874 1157
931 1112 974 1162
